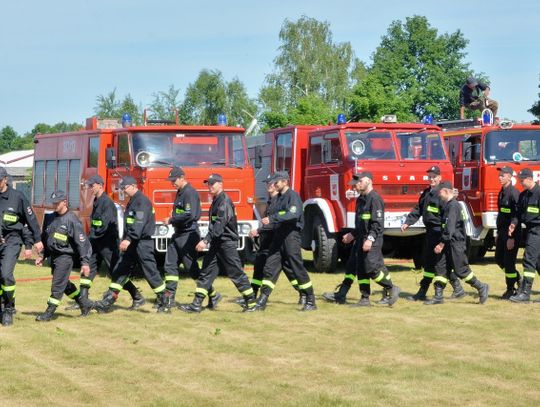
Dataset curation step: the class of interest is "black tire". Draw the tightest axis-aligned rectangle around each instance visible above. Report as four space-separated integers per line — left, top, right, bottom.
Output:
312 216 338 273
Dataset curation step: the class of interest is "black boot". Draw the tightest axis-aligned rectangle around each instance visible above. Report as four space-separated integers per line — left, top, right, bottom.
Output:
321 283 349 304
510 278 532 303
424 285 444 305
298 292 307 306
75 293 94 316
501 288 517 300
242 293 257 312
449 279 466 299
300 294 317 311
36 304 57 322
93 290 118 313
406 283 429 301
178 294 205 313
1 307 14 326
350 296 371 307
377 285 401 306
471 280 490 304
246 292 269 312
157 291 174 313
207 291 223 310
129 287 146 310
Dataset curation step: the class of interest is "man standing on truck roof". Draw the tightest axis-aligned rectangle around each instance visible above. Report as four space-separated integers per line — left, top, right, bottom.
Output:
401 166 465 303
495 166 521 299
459 77 498 119
0 166 44 326
432 181 489 304
161 167 221 313
94 176 167 313
509 168 540 303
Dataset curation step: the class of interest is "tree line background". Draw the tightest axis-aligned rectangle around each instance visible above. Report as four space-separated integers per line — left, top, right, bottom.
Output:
2 15 540 154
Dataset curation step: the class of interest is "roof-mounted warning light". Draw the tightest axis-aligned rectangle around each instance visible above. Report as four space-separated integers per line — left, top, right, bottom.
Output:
422 114 433 125
337 113 346 124
381 114 397 123
499 120 514 129
481 109 493 126
122 113 132 127
218 114 227 126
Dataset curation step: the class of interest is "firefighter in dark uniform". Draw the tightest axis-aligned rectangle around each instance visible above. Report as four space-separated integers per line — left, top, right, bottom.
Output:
79 175 145 309
431 181 489 304
35 191 94 321
161 167 221 312
401 166 464 302
495 166 521 299
343 172 400 307
247 174 302 302
94 176 166 312
0 166 43 326
510 168 540 303
250 171 317 311
179 174 256 313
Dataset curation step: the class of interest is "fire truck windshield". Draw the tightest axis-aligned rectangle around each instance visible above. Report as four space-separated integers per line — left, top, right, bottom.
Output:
484 130 540 163
131 132 247 168
345 132 396 160
396 132 447 160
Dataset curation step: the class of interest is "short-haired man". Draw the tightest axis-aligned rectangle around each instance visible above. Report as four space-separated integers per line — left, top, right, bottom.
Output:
509 168 540 303
459 77 498 119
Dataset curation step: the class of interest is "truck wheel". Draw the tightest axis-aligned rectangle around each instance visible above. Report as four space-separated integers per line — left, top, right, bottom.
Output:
312 216 338 273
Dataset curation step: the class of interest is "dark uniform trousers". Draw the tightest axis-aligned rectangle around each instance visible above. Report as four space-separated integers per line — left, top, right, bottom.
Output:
196 240 252 297
427 228 461 288
522 227 540 282
355 238 393 291
251 230 298 292
261 228 313 295
0 235 23 302
47 254 82 306
495 230 521 289
438 240 480 287
109 239 165 295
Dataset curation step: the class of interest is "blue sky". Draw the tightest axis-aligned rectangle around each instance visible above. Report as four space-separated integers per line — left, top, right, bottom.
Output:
1 0 539 134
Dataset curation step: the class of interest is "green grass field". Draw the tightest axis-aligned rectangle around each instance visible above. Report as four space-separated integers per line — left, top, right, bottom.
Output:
1 252 539 407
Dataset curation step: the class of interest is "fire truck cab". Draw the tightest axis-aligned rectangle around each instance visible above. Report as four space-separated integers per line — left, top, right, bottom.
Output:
32 116 258 260
440 118 540 260
248 118 453 272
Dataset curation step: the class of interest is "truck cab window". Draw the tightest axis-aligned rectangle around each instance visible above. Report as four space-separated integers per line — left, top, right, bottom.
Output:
275 133 292 171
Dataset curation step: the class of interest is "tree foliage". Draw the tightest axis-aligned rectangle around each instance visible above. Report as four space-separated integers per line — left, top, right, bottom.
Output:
149 85 183 123
94 88 142 124
350 15 474 122
529 74 540 123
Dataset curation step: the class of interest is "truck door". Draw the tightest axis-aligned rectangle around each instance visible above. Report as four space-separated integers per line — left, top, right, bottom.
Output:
79 136 100 230
456 134 481 217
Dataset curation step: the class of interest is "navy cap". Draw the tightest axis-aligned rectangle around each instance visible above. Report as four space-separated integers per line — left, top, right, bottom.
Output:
273 171 290 181
203 174 223 185
50 190 68 203
119 176 138 189
427 165 441 175
0 167 8 178
85 175 104 185
439 180 453 190
498 166 513 175
518 168 534 179
167 167 185 181
466 77 478 86
348 171 373 185
263 173 275 184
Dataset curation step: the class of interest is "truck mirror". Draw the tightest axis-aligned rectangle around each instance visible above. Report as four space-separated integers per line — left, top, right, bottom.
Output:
106 147 117 168
254 145 263 169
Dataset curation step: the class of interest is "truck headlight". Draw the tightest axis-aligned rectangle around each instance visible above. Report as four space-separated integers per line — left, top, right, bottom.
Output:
156 225 169 236
238 223 251 235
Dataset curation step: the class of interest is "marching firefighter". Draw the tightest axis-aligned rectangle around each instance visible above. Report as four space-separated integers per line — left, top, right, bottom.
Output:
495 167 521 299
401 165 464 302
322 246 367 305
94 176 166 313
246 174 302 304
76 175 145 309
431 181 489 304
35 191 93 321
250 171 317 311
179 174 256 313
161 167 221 312
0 166 43 326
509 168 540 303
342 172 400 307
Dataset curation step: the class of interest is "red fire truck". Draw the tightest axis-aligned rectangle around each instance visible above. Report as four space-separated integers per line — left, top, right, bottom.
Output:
248 117 454 272
440 118 540 260
31 115 258 261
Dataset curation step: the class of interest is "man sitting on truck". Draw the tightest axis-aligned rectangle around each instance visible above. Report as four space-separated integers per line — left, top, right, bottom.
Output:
459 77 498 119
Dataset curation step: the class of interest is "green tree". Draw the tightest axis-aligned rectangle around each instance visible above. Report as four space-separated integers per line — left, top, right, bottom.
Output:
0 126 21 153
350 15 474 122
182 69 257 127
529 74 540 123
260 16 360 128
94 88 142 124
149 85 183 124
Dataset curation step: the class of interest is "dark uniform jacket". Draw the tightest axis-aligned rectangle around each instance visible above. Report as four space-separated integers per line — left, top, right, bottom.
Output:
42 211 91 264
459 82 489 106
269 188 304 231
123 190 155 242
514 184 540 229
90 193 119 241
169 183 200 233
0 186 41 243
351 189 384 242
497 184 520 234
404 185 443 229
441 199 466 244
260 195 278 233
203 191 238 243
